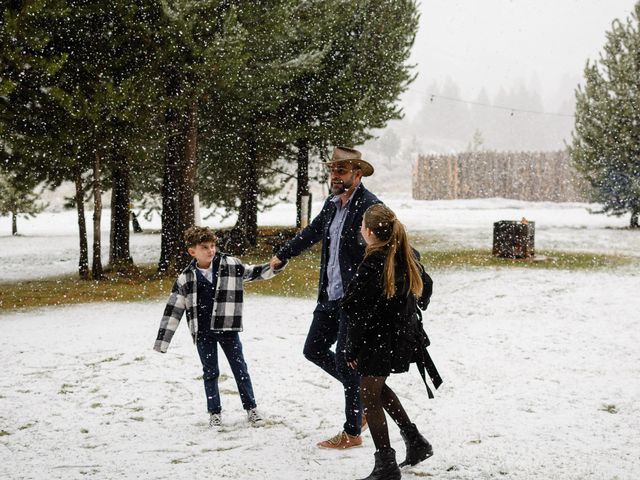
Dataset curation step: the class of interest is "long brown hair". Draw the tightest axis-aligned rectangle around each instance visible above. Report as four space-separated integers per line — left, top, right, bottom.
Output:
363 204 423 299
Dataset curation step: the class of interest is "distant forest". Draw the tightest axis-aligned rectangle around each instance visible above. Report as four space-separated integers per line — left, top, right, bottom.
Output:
363 76 577 164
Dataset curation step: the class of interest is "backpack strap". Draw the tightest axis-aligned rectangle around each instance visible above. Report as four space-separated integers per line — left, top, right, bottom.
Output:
415 327 443 399
416 355 435 399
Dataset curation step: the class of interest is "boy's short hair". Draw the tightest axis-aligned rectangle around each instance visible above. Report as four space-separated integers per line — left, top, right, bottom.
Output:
184 226 218 248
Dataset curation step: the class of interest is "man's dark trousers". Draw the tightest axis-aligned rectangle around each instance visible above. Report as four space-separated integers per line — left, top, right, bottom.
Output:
303 300 362 436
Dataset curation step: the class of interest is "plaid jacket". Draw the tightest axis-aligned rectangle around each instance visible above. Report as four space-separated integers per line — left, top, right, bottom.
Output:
154 253 283 353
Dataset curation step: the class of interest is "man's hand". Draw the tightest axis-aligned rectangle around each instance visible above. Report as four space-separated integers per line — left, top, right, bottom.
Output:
269 255 283 270
347 359 358 370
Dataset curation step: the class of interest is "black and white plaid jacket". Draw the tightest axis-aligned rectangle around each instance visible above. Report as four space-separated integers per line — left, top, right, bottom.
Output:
154 253 283 353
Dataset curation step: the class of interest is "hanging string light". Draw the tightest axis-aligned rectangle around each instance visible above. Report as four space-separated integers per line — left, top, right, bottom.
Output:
413 91 575 118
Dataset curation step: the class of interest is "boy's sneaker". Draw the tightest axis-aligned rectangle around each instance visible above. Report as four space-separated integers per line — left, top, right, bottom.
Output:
209 413 222 428
247 408 264 426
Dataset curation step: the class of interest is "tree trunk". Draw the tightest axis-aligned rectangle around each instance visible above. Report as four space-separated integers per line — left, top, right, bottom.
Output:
231 139 259 252
295 138 310 228
109 151 132 271
158 106 181 274
11 212 17 235
246 139 259 246
175 101 198 271
158 100 198 274
74 165 89 280
92 150 103 280
158 65 199 274
158 147 180 275
631 208 639 228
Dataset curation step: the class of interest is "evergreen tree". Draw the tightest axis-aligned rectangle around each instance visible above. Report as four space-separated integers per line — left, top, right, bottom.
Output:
470 88 492 147
196 0 327 250
1 1 166 276
0 170 46 235
54 2 164 272
570 4 640 228
378 128 401 166
153 0 292 271
0 0 91 276
283 0 420 225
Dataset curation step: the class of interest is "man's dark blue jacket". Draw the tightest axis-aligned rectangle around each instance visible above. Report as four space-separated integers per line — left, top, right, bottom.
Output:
276 183 381 302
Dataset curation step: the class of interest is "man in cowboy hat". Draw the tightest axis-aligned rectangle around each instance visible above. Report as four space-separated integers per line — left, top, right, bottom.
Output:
270 146 381 449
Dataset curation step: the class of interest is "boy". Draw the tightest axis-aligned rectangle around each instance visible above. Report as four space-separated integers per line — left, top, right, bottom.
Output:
154 226 284 428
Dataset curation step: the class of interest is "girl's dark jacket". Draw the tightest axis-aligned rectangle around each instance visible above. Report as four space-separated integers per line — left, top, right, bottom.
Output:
341 249 434 378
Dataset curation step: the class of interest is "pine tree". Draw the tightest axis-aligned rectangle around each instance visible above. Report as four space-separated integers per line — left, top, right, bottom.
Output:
570 4 640 228
0 171 46 236
196 0 328 251
154 0 245 273
221 0 327 249
282 0 420 225
0 1 91 275
1 1 167 276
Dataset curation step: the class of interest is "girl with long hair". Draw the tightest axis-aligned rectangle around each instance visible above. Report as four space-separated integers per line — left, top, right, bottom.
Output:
341 204 434 480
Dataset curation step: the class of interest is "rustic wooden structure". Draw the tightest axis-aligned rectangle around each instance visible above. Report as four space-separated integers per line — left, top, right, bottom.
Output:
492 220 535 258
413 151 588 202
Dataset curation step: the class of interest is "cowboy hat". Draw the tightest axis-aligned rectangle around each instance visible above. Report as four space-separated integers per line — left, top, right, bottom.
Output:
322 146 374 177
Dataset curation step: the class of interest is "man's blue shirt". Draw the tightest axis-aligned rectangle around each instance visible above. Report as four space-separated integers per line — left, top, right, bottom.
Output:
327 194 353 300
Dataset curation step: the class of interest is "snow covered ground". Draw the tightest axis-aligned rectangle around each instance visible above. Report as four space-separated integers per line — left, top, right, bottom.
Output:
0 195 638 281
1 197 639 479
1 269 639 479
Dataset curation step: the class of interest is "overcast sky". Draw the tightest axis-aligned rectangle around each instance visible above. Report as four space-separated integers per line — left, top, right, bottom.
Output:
400 0 637 118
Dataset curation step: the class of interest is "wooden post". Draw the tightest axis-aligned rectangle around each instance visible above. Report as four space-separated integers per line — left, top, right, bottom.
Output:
300 194 311 229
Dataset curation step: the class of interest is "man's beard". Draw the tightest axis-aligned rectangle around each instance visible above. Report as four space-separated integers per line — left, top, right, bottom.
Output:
330 177 354 195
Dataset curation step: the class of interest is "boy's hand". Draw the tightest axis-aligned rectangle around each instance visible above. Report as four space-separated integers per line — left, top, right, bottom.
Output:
269 255 284 270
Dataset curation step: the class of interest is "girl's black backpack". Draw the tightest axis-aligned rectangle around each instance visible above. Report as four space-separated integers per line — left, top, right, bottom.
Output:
417 263 433 311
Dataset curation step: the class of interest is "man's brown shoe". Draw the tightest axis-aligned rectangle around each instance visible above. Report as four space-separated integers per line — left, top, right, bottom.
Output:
317 431 363 449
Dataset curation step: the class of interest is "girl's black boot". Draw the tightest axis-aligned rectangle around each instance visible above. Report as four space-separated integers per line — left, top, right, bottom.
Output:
399 423 433 467
358 447 401 480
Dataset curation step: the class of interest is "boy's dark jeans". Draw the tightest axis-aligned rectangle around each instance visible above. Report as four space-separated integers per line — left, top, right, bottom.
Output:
303 300 363 436
196 331 257 414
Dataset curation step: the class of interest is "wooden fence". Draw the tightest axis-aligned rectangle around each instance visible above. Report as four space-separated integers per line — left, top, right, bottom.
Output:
412 151 589 201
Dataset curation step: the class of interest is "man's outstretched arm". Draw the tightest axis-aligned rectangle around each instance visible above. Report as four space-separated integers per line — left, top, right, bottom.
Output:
271 201 331 267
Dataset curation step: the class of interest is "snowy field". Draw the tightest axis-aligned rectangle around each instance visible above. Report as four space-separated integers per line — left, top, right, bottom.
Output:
0 195 638 281
1 197 639 479
1 271 639 480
